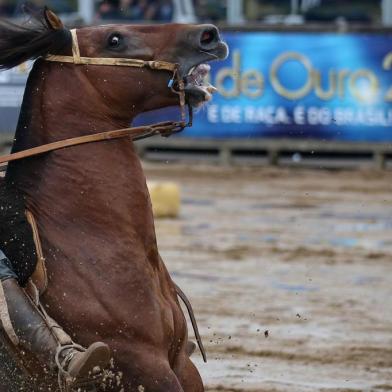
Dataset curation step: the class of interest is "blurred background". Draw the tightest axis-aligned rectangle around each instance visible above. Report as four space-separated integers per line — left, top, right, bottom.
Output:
0 0 388 25
1 2 392 392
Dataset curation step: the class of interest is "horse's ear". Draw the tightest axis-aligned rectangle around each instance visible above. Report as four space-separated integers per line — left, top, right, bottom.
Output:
44 8 64 30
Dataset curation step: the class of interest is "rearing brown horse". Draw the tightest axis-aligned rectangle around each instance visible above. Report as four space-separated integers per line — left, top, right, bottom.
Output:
0 9 227 392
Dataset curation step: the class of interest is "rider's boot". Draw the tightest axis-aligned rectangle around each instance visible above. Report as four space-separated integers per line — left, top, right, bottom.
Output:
0 277 111 386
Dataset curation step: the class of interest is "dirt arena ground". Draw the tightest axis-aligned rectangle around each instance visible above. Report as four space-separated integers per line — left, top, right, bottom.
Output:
145 163 392 392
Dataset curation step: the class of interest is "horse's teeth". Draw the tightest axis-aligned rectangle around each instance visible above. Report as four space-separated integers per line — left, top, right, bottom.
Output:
207 85 217 93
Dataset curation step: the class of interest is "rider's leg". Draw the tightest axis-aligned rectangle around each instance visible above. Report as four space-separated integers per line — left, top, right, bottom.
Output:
0 251 111 384
0 182 38 286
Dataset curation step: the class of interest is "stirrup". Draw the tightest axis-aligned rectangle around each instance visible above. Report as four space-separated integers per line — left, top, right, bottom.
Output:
55 343 106 392
55 343 86 378
55 343 88 391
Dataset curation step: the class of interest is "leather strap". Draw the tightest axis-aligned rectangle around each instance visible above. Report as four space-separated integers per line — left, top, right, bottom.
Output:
71 28 81 64
45 29 178 73
0 121 184 168
46 54 178 72
26 211 48 295
175 284 207 363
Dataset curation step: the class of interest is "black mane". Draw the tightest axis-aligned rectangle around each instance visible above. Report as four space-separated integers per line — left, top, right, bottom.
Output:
0 8 71 70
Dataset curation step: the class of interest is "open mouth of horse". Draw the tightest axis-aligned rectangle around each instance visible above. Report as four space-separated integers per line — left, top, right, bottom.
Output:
183 63 217 108
174 25 228 108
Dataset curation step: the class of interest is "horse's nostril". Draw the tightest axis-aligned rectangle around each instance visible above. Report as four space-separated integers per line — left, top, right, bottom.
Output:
200 27 218 48
201 31 214 45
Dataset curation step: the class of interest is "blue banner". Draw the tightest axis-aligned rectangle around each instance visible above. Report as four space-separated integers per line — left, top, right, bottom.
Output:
2 32 392 141
138 32 392 141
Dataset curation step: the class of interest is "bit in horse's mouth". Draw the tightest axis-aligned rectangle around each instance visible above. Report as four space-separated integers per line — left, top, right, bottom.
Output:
183 63 217 107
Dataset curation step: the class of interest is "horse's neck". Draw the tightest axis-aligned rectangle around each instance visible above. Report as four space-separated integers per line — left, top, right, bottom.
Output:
12 61 132 148
9 60 138 184
34 140 159 266
7 62 160 267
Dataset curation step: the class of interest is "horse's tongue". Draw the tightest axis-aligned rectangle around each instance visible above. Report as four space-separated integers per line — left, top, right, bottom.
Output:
186 64 218 96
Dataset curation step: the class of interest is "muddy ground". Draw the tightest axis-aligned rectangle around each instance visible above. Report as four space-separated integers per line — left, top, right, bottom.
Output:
144 163 392 392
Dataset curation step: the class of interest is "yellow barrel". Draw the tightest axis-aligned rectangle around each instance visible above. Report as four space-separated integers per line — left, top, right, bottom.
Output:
147 181 180 218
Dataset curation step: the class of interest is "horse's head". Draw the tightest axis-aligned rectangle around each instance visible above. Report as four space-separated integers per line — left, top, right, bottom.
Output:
0 8 228 130
72 21 228 111
7 9 227 120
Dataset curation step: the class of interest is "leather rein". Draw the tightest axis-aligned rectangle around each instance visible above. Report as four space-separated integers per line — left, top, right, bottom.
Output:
0 28 192 170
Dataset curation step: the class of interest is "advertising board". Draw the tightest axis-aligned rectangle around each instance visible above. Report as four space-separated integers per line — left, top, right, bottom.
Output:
138 32 392 141
2 33 392 141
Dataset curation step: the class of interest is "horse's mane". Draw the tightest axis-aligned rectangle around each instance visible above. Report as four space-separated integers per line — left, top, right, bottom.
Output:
0 7 71 70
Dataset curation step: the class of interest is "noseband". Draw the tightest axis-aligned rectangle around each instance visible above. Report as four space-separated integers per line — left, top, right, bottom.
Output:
0 28 193 169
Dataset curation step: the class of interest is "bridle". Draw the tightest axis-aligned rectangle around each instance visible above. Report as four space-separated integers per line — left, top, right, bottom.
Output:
46 29 192 127
0 28 193 170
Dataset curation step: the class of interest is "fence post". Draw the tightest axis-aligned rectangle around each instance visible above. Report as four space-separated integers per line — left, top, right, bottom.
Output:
268 150 279 166
291 0 300 14
227 0 245 24
172 0 197 23
78 0 94 24
220 146 232 165
374 151 386 170
382 0 392 25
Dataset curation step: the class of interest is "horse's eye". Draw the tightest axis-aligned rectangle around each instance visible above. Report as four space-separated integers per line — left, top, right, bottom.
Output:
108 34 122 48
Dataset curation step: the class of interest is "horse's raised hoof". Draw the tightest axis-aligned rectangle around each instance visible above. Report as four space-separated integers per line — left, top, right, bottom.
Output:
64 342 111 380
